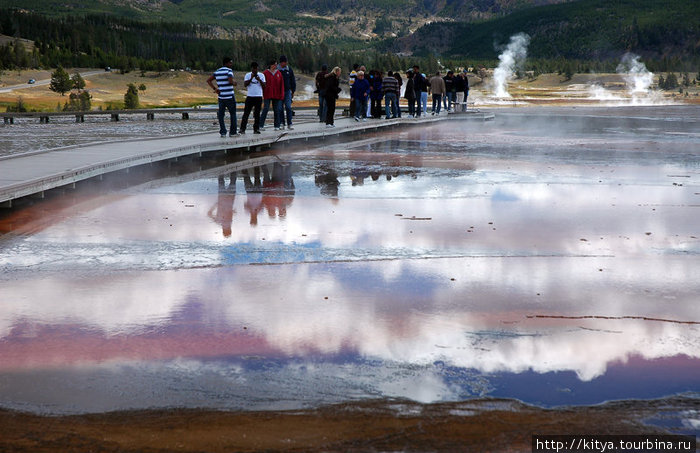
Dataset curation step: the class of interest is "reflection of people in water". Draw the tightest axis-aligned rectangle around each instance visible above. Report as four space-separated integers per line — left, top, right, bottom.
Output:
350 167 370 186
314 164 340 198
243 167 264 225
349 165 416 186
262 162 295 218
243 163 295 225
207 173 236 237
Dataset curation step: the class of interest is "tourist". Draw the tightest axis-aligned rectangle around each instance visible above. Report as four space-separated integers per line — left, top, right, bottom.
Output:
207 57 238 137
382 70 400 119
454 70 466 112
348 63 359 119
278 55 296 130
412 65 425 117
351 71 370 122
324 66 341 127
369 70 383 119
420 74 429 115
240 61 266 134
404 71 416 117
393 71 403 117
315 64 329 123
463 69 470 111
359 66 370 117
261 60 284 131
429 71 446 115
443 70 455 112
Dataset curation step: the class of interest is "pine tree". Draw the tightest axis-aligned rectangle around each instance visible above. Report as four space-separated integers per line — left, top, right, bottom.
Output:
49 67 72 95
71 72 86 91
124 83 139 109
665 73 679 89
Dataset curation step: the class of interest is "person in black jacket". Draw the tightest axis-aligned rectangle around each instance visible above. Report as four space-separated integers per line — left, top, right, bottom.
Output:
412 65 426 117
443 70 455 112
393 71 403 117
458 70 470 111
463 70 470 111
324 66 341 127
315 64 329 122
278 55 296 130
404 71 416 117
454 72 466 113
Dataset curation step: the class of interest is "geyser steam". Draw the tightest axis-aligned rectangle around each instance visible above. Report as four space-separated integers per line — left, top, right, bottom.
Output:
492 33 530 98
589 53 661 104
617 53 654 95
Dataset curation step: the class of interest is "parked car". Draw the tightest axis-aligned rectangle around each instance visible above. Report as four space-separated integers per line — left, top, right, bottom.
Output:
28 79 36 84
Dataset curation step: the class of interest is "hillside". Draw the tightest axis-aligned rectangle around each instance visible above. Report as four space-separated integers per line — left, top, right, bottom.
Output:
0 0 574 42
390 0 700 63
0 0 698 73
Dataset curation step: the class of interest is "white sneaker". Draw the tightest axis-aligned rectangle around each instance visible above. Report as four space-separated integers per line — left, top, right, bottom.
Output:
287 125 294 130
362 118 367 122
326 124 335 128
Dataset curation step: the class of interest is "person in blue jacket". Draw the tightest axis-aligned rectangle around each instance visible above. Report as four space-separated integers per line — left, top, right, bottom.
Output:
278 55 297 130
351 71 371 122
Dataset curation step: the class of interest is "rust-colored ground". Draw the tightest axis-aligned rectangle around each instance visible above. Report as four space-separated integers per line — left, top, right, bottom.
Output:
0 399 685 452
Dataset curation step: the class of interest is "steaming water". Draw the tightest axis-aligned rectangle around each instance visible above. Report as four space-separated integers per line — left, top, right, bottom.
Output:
588 53 664 105
618 53 654 95
492 33 530 98
0 106 699 433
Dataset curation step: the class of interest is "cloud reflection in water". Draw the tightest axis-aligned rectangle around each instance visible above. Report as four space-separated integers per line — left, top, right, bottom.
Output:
0 108 699 414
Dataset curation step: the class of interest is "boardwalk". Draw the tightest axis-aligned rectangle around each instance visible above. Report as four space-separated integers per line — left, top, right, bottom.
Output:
0 111 493 207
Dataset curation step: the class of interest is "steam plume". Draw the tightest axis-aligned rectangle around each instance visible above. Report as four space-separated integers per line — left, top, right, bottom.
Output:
492 33 530 98
617 53 654 96
588 53 662 105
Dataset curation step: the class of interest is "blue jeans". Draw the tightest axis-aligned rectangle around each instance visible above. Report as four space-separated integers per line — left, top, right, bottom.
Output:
260 98 283 128
354 97 368 118
384 92 398 118
282 89 293 126
421 92 428 114
444 92 455 111
318 90 327 122
217 97 237 135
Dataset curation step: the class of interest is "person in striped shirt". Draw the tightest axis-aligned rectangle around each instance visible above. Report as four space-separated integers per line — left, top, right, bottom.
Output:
207 57 239 137
382 71 400 119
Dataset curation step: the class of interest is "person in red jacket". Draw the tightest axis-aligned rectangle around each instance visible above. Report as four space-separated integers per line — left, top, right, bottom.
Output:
260 60 285 131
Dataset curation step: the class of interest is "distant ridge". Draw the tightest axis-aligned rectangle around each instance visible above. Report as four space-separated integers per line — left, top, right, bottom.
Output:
0 0 697 68
0 0 574 42
390 0 700 61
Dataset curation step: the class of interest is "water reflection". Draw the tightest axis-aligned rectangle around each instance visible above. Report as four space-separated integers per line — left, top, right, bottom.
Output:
241 162 295 226
209 173 237 237
314 164 340 198
0 107 699 417
0 258 698 412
